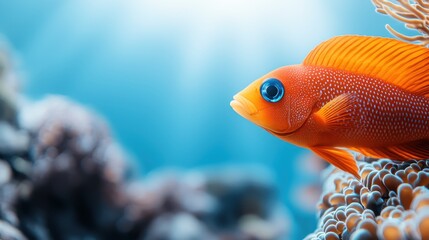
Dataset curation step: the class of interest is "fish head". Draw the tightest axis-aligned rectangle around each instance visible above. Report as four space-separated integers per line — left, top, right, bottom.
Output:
230 65 313 137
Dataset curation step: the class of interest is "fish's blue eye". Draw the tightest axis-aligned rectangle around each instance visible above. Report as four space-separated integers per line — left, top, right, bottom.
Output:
260 78 284 103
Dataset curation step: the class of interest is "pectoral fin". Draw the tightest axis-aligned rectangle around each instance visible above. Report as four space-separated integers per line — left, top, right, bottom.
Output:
313 93 357 129
310 146 360 179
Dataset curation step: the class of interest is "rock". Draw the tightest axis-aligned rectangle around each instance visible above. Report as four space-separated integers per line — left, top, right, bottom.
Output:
0 220 27 240
0 160 11 185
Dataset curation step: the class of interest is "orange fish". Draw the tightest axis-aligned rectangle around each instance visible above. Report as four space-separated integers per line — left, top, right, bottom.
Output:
230 35 429 179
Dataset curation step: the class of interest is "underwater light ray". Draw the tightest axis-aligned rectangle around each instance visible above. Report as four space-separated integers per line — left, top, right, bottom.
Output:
1 1 422 239
15 0 336 171
22 0 117 96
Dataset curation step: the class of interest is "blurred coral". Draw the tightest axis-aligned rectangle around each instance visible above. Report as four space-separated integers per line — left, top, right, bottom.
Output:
306 158 429 240
372 0 429 46
0 43 288 240
16 96 131 240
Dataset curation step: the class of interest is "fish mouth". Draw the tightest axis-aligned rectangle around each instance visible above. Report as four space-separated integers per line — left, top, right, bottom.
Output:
230 95 258 118
231 95 294 135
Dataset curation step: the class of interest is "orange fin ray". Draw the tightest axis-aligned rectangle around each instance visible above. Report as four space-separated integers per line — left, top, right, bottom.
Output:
313 93 357 129
303 35 429 97
351 140 429 161
311 146 360 179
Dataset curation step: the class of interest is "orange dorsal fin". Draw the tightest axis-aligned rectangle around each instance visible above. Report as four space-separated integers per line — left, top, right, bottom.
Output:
303 35 429 97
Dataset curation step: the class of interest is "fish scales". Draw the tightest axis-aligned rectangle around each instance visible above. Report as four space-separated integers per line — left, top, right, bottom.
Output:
230 35 429 178
302 66 429 147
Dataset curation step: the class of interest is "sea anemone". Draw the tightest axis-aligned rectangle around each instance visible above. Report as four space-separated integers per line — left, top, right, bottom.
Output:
306 158 429 240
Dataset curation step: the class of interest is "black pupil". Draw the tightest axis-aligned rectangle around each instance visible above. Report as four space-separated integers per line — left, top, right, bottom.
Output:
266 85 278 98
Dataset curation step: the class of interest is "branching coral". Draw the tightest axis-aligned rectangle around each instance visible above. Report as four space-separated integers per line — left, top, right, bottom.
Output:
372 0 429 47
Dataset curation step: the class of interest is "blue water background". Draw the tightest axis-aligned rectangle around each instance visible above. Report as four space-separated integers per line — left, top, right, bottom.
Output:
0 1 411 239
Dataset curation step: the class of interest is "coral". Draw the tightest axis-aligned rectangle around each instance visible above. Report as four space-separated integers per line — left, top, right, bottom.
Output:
0 95 289 240
16 96 131 240
0 96 287 240
372 0 429 47
306 158 429 240
305 2 429 238
0 41 288 240
126 168 288 239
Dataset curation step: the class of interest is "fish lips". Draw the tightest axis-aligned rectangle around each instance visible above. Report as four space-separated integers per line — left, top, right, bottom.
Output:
230 95 258 118
230 94 297 136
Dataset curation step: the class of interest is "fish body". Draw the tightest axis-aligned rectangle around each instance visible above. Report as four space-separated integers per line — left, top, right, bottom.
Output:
230 36 429 178
270 65 429 147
